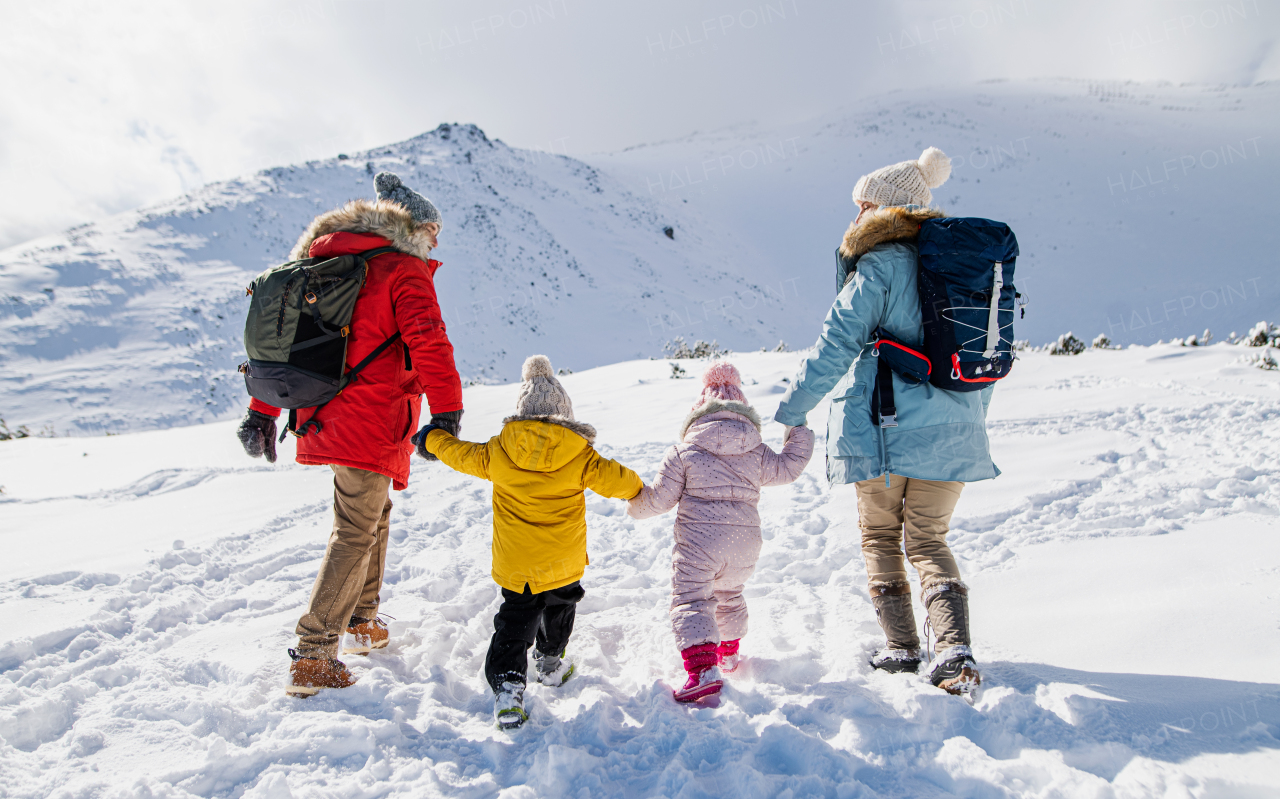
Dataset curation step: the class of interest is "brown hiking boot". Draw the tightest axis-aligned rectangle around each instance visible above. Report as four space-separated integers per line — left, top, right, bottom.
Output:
286 649 357 697
343 616 390 655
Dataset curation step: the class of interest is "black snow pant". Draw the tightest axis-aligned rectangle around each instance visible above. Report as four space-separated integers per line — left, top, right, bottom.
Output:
484 581 585 693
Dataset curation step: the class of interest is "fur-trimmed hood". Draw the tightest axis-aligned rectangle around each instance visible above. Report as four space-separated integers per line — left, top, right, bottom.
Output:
839 205 947 261
502 414 597 445
290 199 438 263
680 399 762 439
680 400 763 457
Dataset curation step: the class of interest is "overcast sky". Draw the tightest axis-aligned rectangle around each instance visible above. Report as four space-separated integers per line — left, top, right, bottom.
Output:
2 0 1276 251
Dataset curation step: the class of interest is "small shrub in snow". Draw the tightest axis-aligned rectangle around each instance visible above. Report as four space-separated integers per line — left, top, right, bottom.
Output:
669 363 688 379
1241 349 1278 371
1048 332 1086 356
557 368 573 376
1011 339 1030 352
664 337 728 360
0 417 30 442
1091 334 1114 350
1243 321 1279 348
1180 329 1213 347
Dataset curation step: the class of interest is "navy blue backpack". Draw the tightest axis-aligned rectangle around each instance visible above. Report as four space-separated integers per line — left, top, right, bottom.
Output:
916 217 1020 390
865 216 1021 425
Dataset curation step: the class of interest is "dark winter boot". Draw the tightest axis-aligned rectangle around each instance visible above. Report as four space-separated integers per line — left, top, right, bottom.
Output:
532 648 575 687
869 582 921 673
494 681 528 730
922 582 981 695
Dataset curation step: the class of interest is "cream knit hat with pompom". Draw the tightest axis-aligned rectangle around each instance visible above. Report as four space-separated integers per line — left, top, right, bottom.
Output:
513 354 574 419
852 147 952 208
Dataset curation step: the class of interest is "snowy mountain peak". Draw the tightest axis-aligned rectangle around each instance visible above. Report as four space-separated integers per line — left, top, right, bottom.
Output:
0 125 787 435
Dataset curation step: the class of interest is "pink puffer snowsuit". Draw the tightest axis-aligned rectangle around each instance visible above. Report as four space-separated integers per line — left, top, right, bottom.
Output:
628 397 815 650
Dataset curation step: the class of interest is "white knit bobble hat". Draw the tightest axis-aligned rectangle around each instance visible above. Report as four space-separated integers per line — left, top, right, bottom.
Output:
852 147 952 208
514 355 574 419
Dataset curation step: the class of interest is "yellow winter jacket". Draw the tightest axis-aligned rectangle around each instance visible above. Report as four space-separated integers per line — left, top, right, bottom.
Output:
425 417 643 593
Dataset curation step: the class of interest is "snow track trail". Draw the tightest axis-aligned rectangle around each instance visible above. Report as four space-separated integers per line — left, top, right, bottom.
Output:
1 350 1278 797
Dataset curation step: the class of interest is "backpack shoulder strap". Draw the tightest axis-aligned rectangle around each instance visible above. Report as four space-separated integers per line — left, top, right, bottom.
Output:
355 246 399 262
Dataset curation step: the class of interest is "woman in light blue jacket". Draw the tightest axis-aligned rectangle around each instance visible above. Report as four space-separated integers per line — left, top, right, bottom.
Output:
774 147 992 696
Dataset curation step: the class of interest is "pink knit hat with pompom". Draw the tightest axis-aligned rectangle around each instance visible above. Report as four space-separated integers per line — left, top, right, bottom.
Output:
694 361 748 409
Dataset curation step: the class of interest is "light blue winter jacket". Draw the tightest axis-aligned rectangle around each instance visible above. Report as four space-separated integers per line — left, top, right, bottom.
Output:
774 206 999 485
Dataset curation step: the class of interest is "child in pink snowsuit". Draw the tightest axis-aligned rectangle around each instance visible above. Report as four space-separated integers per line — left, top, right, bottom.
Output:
628 362 814 702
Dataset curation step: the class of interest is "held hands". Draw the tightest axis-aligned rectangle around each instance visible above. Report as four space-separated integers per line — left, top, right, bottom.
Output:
413 410 463 461
237 410 278 463
782 424 809 443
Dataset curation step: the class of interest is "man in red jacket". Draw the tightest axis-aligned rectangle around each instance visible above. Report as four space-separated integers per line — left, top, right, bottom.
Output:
236 172 464 697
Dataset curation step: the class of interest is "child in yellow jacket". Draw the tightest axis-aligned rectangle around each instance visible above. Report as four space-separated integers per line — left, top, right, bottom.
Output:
415 354 642 729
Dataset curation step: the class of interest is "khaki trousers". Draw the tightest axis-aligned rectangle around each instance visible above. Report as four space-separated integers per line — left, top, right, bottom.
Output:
295 465 392 658
855 474 964 589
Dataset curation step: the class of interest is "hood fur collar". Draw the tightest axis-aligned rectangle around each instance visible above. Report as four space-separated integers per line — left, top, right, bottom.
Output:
290 199 437 262
503 414 597 445
839 205 947 261
680 399 762 439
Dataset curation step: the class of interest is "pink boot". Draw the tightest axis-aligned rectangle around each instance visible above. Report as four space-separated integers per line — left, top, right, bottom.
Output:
674 643 723 703
717 639 741 673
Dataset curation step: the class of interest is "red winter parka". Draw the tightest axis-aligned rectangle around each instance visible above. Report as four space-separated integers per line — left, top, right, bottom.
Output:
249 200 464 489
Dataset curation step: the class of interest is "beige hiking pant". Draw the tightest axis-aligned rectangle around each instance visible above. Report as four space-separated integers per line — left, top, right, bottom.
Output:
855 474 964 589
295 465 392 658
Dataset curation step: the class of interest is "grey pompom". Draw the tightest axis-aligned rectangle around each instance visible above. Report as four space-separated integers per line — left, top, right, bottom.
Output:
374 172 402 193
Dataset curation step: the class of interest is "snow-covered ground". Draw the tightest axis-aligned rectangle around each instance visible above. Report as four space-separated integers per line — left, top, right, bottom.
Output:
2 345 1278 798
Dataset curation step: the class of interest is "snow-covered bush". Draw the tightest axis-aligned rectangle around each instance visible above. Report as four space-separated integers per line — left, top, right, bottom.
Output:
1242 321 1279 348
1049 332 1086 355
1180 329 1213 347
664 337 728 359
0 417 30 441
1241 349 1278 371
1011 339 1030 352
0 418 53 441
669 363 688 379
1091 334 1114 349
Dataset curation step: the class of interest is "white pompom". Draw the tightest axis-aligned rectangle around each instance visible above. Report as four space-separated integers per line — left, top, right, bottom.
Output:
917 147 952 189
522 354 554 380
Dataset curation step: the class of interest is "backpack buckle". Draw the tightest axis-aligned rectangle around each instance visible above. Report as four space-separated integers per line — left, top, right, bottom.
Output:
304 292 318 304
879 413 898 428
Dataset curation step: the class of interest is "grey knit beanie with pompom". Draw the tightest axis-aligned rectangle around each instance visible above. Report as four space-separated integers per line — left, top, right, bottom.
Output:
513 355 574 419
374 171 442 227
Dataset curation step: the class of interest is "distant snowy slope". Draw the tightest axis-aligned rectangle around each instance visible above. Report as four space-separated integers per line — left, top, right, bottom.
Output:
0 124 789 435
594 79 1280 349
4 81 1279 437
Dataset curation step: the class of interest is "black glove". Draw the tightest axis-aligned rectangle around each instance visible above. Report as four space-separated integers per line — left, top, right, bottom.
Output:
237 410 278 463
414 409 463 461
